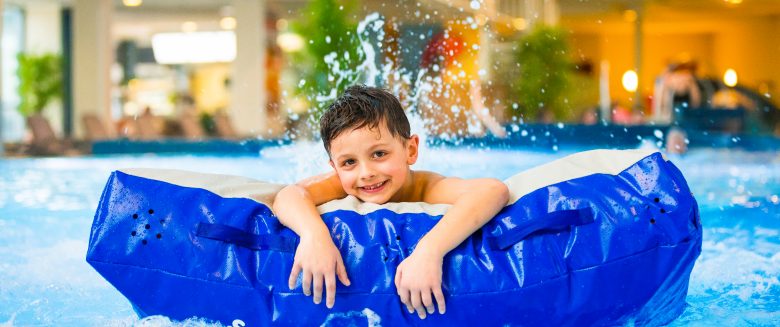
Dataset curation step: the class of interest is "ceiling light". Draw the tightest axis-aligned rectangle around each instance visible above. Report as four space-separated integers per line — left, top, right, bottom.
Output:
723 69 738 87
512 18 527 31
276 19 289 31
152 31 236 64
181 21 198 33
622 70 638 92
277 32 305 53
123 0 142 7
623 10 637 22
220 17 237 30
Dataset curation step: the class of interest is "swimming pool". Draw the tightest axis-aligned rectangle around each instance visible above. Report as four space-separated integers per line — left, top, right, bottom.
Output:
1 144 778 326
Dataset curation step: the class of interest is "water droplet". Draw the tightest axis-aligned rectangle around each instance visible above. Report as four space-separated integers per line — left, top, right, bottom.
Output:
654 130 664 139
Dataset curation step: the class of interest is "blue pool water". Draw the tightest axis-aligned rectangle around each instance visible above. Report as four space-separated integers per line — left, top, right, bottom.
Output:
0 143 778 326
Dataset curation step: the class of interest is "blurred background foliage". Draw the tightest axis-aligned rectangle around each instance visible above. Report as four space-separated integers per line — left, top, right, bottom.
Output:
291 0 364 121
17 52 63 117
511 26 573 121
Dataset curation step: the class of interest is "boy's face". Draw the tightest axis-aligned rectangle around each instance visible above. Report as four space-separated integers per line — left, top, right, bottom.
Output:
328 122 419 204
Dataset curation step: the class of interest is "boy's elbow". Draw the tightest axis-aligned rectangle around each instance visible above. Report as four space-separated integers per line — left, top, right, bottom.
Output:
484 179 510 205
272 184 300 213
271 186 287 213
498 181 511 205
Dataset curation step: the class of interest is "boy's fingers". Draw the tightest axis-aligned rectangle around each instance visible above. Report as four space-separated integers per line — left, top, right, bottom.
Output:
301 270 312 296
394 269 401 289
325 272 337 309
398 289 412 313
312 273 324 304
288 264 301 290
433 288 446 314
336 258 351 286
421 290 434 314
411 291 426 319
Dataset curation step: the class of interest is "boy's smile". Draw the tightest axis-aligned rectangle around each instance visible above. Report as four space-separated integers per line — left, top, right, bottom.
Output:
328 122 419 204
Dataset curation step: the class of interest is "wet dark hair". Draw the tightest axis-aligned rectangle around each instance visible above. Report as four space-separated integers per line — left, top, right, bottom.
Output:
320 85 411 155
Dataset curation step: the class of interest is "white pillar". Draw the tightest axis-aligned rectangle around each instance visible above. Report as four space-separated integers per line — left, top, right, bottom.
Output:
24 2 61 53
599 60 611 122
73 0 113 138
525 0 559 28
524 0 541 29
230 0 267 137
543 0 559 26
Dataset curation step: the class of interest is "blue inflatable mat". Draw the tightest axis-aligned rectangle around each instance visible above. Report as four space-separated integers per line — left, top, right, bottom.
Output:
86 149 702 326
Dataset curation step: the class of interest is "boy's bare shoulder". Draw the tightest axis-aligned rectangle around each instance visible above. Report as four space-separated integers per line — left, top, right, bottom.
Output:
411 170 449 202
412 170 446 186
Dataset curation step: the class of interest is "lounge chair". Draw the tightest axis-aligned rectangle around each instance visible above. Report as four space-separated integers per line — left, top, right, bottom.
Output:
213 111 239 139
26 114 78 156
179 112 206 140
135 114 163 140
82 114 115 141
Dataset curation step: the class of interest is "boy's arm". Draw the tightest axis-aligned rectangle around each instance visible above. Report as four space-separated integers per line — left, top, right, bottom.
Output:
272 171 350 309
394 176 510 319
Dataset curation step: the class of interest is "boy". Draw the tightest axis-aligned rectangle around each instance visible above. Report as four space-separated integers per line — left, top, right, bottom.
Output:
272 85 509 319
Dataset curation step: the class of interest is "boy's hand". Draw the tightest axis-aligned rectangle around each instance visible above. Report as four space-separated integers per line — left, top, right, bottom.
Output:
394 247 446 319
288 233 351 308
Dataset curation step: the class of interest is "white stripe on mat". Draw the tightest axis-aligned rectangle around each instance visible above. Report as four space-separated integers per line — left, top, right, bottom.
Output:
120 149 660 216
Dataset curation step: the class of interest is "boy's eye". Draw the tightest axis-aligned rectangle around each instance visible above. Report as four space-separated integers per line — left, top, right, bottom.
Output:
373 151 387 158
342 159 356 166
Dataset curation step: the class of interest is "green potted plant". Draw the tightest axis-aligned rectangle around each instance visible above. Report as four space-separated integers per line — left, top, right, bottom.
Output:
17 52 63 117
510 26 573 122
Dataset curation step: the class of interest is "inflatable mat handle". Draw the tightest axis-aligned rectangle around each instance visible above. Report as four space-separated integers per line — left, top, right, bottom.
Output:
490 208 595 250
196 222 298 253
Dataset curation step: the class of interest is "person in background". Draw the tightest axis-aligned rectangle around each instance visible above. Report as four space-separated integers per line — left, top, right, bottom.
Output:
652 62 702 124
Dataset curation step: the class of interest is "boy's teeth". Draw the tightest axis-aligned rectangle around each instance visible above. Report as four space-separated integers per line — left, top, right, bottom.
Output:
363 181 384 190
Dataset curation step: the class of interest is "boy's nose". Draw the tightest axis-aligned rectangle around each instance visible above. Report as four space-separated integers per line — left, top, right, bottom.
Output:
359 164 376 180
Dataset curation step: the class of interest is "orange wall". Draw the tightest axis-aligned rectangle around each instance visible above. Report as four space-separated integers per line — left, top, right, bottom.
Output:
711 17 779 96
564 15 779 109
